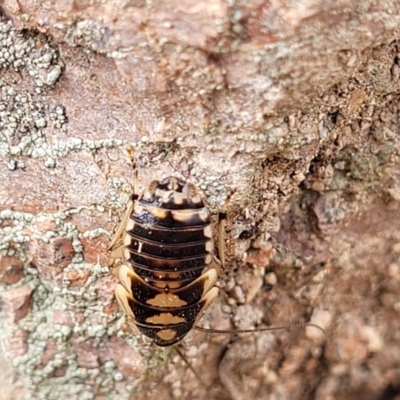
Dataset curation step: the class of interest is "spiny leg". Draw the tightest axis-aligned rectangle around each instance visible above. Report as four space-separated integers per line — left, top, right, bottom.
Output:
217 213 227 270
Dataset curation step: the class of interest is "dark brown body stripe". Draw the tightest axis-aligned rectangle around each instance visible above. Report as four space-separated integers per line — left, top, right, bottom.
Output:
127 221 208 244
128 240 209 258
132 265 204 284
130 275 207 305
128 297 206 325
127 252 209 272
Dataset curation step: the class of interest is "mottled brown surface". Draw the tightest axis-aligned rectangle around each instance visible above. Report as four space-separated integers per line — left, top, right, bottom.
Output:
1 1 400 400
0 255 24 283
1 282 32 323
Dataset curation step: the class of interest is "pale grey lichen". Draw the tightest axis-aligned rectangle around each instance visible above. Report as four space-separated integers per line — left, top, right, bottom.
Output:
0 207 149 399
49 105 68 130
0 18 63 89
0 17 135 172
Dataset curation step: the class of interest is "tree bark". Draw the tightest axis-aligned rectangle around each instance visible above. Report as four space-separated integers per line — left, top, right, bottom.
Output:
1 1 400 399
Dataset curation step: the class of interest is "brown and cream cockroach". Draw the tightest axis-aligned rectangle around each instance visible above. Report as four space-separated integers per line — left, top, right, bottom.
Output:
108 176 324 347
108 176 221 346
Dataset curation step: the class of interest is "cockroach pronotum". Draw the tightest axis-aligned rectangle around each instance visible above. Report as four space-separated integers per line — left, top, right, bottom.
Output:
107 174 324 347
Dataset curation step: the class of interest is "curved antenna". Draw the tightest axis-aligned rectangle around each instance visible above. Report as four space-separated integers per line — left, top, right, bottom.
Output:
195 322 326 335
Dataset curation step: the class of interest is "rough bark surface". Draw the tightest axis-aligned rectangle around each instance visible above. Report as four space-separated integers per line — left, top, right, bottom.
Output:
0 1 400 399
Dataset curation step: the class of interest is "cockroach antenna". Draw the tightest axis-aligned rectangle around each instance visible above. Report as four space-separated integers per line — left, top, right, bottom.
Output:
194 321 326 335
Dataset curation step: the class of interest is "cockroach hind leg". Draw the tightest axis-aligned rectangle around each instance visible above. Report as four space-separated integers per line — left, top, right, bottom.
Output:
217 216 227 270
117 314 140 336
211 257 223 276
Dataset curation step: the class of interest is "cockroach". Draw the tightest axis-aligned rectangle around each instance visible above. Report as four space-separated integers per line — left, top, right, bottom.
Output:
108 176 220 346
107 175 324 347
